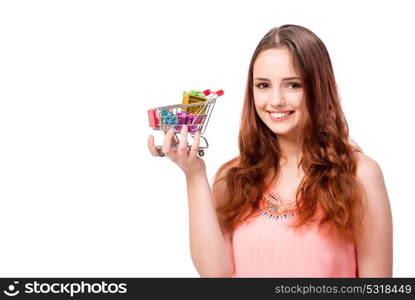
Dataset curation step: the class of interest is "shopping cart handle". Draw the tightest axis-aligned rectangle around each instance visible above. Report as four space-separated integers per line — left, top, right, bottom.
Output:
203 89 211 96
202 89 224 97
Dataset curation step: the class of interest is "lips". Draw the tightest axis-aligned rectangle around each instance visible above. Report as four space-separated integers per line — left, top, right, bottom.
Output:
268 110 294 121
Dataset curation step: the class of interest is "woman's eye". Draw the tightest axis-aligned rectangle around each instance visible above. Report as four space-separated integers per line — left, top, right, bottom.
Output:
288 82 302 88
255 82 302 89
256 83 268 89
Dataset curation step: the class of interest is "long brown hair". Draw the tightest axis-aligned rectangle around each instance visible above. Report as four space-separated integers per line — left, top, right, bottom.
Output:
212 24 364 242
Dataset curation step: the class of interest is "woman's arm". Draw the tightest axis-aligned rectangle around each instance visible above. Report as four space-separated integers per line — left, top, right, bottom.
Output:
355 153 393 277
186 172 234 277
148 126 234 277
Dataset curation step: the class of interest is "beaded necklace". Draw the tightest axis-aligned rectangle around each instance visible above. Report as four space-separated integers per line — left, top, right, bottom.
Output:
259 191 297 220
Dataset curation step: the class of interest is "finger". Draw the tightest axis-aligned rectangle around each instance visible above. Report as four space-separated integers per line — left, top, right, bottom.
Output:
177 125 188 153
162 128 175 156
163 128 179 144
172 131 180 145
189 131 200 158
147 135 159 156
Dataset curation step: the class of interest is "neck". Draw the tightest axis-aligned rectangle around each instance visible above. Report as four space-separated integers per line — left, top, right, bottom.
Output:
277 131 303 168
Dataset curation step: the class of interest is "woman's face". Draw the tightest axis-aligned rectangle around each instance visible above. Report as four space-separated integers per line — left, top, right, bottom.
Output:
253 48 307 136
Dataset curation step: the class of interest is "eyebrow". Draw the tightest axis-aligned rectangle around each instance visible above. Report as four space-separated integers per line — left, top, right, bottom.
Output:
254 77 301 81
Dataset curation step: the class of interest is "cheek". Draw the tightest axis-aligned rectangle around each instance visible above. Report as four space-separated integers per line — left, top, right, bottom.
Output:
295 104 309 124
287 93 305 109
254 103 266 121
253 97 267 116
253 94 268 108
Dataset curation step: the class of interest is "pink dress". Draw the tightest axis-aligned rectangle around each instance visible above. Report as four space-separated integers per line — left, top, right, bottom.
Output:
231 196 358 277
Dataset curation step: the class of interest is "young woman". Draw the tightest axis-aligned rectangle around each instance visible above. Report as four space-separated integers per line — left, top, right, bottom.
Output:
147 24 393 277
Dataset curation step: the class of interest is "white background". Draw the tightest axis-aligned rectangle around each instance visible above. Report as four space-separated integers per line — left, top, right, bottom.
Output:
0 0 414 277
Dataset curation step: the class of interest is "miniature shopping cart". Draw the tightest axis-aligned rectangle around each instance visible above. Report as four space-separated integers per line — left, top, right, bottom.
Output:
147 89 224 157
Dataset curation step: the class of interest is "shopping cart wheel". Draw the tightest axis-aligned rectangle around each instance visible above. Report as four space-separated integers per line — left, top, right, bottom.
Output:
198 150 204 156
158 149 165 157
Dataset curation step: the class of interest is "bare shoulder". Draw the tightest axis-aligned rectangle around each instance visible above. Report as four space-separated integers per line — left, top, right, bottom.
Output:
353 152 384 185
353 151 391 218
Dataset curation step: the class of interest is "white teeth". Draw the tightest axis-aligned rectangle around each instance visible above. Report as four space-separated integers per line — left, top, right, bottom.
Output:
270 111 291 118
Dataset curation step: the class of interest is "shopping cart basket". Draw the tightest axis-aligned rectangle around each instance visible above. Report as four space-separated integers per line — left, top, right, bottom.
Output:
147 89 224 157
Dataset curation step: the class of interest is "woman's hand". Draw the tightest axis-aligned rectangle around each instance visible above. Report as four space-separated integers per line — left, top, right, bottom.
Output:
147 125 206 177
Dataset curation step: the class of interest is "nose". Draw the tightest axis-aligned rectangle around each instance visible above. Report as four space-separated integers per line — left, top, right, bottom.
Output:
269 89 286 108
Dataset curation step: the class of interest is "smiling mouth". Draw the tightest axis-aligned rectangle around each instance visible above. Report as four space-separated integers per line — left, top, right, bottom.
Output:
268 110 295 121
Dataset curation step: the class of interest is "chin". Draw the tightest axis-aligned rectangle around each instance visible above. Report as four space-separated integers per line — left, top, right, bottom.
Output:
273 129 294 136
268 124 297 136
